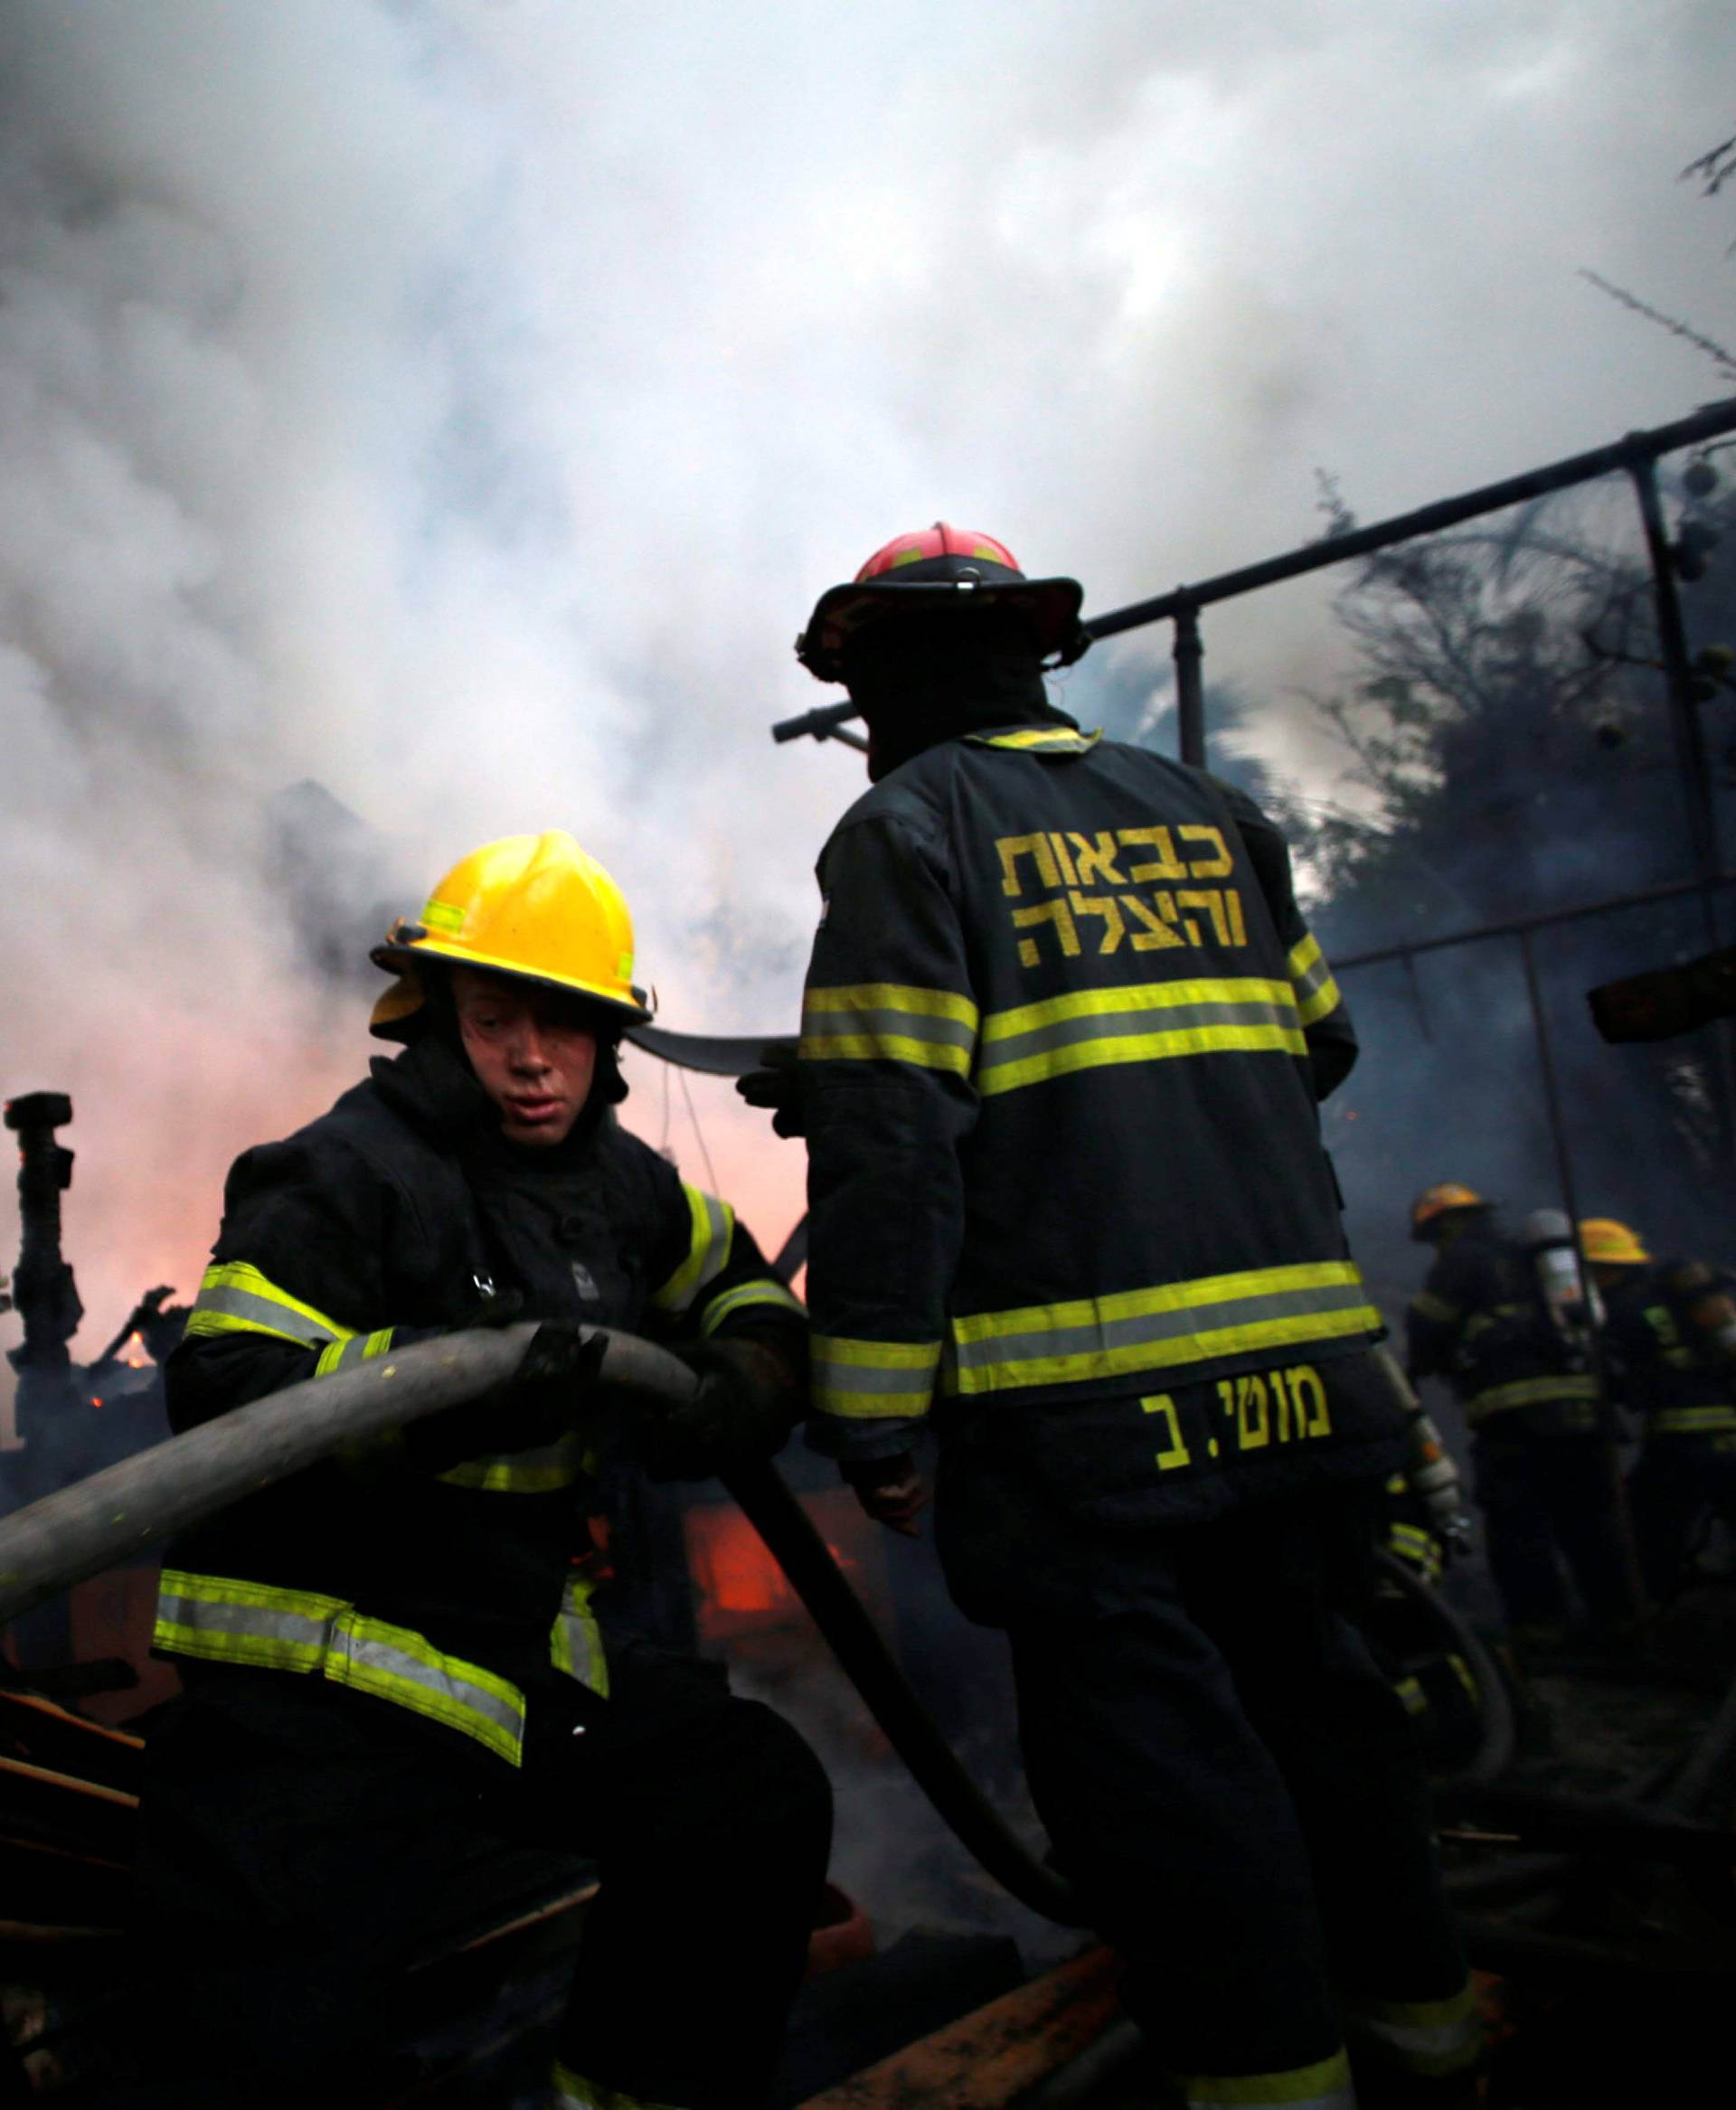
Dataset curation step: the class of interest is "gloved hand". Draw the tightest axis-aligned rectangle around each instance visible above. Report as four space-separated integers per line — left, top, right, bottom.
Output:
841 1451 929 1538
634 1336 803 1482
735 1041 805 1140
503 1321 609 1441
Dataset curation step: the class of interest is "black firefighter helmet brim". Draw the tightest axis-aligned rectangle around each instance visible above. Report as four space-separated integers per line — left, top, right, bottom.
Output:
795 561 1090 685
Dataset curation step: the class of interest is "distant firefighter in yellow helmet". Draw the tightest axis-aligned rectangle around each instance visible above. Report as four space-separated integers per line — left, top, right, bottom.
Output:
1406 1185 1637 1650
129 829 829 2109
1587 1216 1736 1605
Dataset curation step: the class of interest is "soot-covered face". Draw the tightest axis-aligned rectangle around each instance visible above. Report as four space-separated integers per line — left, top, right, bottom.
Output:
451 966 599 1148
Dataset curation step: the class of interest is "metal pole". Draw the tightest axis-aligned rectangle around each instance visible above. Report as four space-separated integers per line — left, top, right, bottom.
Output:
1174 603 1205 768
1518 929 1646 1616
1626 450 1722 891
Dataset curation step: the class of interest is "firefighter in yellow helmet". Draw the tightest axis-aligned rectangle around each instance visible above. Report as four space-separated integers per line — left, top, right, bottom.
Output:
1406 1185 1636 1650
130 831 830 2109
1586 1217 1736 1604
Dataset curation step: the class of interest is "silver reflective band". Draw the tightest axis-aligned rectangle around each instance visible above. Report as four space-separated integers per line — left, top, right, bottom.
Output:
187 1281 342 1345
980 994 1301 1082
953 1276 1375 1387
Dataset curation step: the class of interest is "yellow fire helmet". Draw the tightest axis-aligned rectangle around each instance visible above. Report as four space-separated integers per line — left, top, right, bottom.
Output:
1410 1182 1489 1239
369 830 651 1041
1578 1218 1651 1268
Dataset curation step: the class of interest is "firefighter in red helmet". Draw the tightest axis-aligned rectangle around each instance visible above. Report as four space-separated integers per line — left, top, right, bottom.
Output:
750 525 1479 2107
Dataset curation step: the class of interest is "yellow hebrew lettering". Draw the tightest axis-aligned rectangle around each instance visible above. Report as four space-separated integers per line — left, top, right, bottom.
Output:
1237 1371 1270 1449
1118 826 1187 883
1070 891 1125 955
1288 1363 1331 1437
1142 1392 1193 1471
1225 888 1248 947
1122 893 1187 952
1269 1366 1293 1444
1013 897 1080 966
1179 824 1233 879
997 834 1061 899
1176 889 1232 947
1069 832 1129 887
1048 834 1079 886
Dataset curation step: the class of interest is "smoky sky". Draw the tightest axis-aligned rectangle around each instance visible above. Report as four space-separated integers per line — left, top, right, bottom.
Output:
0 0 1731 1343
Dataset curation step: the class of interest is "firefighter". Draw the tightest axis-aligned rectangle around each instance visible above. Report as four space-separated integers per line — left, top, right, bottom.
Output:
1405 1186 1636 1648
129 832 830 2110
760 524 1480 2108
1584 1217 1736 1605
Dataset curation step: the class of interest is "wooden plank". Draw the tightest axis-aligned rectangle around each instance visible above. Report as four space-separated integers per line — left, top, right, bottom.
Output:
797 1946 1121 2110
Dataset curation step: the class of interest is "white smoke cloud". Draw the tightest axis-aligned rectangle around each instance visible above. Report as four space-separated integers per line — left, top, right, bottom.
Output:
0 0 1730 1351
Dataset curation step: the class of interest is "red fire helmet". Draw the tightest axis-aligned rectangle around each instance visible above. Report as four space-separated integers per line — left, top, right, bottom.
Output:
795 521 1090 684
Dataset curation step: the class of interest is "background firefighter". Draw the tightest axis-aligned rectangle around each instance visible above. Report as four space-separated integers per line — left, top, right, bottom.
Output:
1585 1216 1736 1606
127 831 831 2110
1404 1186 1637 1651
750 524 1480 2109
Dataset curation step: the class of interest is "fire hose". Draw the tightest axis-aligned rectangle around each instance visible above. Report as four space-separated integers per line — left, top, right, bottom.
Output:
0 1324 1088 1926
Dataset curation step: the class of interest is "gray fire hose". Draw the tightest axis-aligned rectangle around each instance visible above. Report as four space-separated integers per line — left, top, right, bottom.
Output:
0 1325 1085 1926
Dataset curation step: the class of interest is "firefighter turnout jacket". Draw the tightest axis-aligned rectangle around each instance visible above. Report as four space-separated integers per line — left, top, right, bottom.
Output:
799 721 1396 1523
154 1032 803 1768
1603 1260 1736 1438
1406 1226 1600 1433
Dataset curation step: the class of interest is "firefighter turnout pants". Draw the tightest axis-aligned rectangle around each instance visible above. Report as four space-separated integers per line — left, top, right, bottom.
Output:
1470 1427 1637 1638
127 1644 832 2110
947 1465 1476 2107
1627 1431 1736 1604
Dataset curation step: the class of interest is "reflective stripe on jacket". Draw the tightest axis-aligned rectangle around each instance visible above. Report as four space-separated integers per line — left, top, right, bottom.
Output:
799 722 1378 1501
158 1032 801 1762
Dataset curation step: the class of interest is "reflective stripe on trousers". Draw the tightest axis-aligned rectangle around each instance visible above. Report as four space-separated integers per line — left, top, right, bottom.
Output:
154 1568 529 1766
1346 1980 1483 2077
950 1261 1378 1396
550 2060 686 2110
1173 2048 1354 2107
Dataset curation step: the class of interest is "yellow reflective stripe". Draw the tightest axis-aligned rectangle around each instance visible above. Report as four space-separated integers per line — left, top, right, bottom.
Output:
1408 1291 1461 1326
813 1335 940 1418
1388 1523 1443 1583
1467 1375 1600 1422
1177 2048 1354 2106
799 983 979 1075
1349 1982 1481 2077
550 2062 685 2110
314 1328 395 1378
438 1430 595 1493
325 1612 525 1766
977 978 1304 1096
152 1570 525 1766
1653 1405 1736 1433
651 1185 735 1315
153 1568 345 1672
1287 931 1342 1029
550 1570 609 1698
697 1277 807 1338
965 726 1101 754
183 1259 353 1348
950 1263 1377 1397
1394 1674 1427 1716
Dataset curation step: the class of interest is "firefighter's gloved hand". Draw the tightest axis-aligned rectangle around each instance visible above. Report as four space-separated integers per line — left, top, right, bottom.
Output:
735 1041 805 1140
635 1337 801 1482
841 1451 929 1538
501 1322 608 1446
